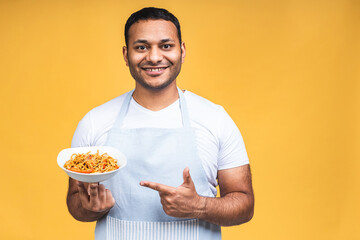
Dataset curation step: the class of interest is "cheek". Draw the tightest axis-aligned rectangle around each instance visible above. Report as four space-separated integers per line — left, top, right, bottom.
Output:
166 52 182 63
128 52 145 66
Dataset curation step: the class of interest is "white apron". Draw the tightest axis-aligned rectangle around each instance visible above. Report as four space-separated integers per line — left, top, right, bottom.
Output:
95 88 222 240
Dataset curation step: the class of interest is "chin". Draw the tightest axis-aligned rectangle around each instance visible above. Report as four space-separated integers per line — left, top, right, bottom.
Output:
137 78 175 91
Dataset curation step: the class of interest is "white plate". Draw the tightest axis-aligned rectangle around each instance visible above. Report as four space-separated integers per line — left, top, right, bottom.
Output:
57 146 127 183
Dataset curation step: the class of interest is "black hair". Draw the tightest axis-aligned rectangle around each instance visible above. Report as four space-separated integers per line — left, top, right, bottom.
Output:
124 7 182 46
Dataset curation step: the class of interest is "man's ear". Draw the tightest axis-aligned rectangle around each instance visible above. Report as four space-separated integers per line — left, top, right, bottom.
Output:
181 42 186 64
123 46 129 66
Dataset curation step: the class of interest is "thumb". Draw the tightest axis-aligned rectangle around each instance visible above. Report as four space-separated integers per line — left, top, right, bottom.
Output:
182 167 194 187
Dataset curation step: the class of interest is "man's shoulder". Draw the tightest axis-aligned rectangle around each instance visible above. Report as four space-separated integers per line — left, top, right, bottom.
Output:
184 90 225 114
184 90 231 133
81 91 130 130
72 92 130 147
89 91 129 116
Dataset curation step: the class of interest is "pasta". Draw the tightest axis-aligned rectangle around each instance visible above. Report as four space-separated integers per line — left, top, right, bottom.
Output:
64 150 119 173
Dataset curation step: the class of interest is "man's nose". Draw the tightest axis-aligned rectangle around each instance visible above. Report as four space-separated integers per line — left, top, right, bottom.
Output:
146 47 163 63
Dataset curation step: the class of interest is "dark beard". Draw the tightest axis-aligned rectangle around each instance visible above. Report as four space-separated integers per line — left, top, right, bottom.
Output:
134 74 177 91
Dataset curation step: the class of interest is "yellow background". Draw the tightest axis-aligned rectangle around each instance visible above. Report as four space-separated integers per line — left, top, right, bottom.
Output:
0 0 359 239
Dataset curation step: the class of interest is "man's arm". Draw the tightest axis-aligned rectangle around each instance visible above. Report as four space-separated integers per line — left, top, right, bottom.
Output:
140 164 254 226
66 178 115 222
200 164 254 226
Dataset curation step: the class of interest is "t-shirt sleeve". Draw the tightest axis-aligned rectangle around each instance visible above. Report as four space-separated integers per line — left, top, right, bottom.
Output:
217 107 249 170
71 111 94 148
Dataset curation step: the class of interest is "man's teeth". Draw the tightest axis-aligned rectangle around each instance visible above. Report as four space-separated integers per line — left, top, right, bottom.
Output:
146 68 166 72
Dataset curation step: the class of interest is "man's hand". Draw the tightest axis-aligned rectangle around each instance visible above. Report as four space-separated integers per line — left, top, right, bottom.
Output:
77 182 115 213
140 167 206 218
67 178 115 222
140 165 254 227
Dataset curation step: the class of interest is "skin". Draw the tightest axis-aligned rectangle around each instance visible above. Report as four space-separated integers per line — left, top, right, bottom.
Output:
67 179 115 222
140 165 254 226
123 19 186 111
67 19 254 225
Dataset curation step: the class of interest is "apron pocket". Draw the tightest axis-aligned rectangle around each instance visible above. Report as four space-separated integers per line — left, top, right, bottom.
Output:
106 216 199 240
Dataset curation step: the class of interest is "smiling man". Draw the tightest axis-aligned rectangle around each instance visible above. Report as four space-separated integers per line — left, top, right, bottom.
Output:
67 7 254 240
125 20 185 92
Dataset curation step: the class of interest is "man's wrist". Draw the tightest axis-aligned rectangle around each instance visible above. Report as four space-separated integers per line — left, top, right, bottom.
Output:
194 196 207 219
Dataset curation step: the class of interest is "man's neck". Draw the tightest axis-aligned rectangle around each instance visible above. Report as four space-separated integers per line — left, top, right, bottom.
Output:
132 82 180 111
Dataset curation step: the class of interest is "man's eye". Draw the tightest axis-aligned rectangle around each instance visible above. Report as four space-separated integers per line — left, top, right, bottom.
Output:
136 46 147 50
162 44 172 49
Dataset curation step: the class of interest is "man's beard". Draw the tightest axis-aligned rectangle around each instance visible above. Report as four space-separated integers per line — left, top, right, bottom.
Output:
133 72 177 91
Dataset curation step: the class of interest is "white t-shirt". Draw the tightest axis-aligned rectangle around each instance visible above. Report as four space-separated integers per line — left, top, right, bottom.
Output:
71 90 249 195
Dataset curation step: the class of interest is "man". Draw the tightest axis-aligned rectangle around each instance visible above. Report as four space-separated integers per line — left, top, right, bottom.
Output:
67 7 254 240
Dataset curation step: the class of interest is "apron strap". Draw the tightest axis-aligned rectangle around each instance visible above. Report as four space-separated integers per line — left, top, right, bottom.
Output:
111 89 134 130
177 87 191 128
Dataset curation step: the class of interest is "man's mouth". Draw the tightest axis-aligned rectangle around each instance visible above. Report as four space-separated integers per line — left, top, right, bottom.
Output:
143 67 167 72
142 67 168 75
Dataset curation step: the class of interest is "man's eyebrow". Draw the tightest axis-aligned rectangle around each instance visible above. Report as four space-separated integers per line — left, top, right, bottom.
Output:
160 38 175 43
133 39 148 44
132 39 175 44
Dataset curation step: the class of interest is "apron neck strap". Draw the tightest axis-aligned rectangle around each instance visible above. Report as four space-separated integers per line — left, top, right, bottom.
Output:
112 89 134 129
177 87 191 128
112 87 191 129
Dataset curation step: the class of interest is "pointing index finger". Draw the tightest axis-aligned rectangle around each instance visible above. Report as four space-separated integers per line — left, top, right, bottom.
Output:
140 181 173 193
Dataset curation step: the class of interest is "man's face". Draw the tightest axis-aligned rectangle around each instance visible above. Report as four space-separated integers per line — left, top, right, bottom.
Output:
123 19 186 91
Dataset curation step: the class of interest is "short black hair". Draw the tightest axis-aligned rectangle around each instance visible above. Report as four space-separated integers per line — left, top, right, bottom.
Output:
124 7 182 46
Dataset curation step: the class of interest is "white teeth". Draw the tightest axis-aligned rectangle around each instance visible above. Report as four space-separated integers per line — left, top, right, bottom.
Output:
146 68 165 72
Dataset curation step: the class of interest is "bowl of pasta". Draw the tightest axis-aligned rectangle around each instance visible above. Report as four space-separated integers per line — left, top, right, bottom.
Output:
57 146 127 183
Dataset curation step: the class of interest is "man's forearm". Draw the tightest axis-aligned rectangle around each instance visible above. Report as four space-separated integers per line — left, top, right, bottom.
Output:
196 192 254 226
